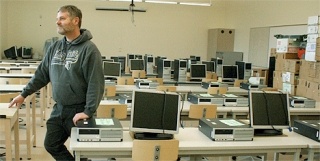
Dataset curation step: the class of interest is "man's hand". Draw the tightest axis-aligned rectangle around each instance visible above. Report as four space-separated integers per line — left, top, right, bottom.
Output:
73 112 89 126
8 95 25 108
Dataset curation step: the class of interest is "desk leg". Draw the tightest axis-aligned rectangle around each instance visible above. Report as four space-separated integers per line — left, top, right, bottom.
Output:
14 115 20 161
26 97 32 159
274 153 279 161
32 96 37 147
5 120 13 161
40 87 46 127
307 149 315 161
293 151 301 161
75 151 81 161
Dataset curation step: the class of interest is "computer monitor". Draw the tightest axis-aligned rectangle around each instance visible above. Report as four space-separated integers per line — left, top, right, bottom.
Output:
249 90 291 136
103 62 121 78
130 90 181 140
202 61 215 72
222 65 238 82
102 59 114 63
130 59 144 70
190 64 206 80
4 46 18 59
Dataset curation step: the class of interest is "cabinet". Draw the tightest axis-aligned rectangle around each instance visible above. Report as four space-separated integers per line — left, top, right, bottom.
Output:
207 28 235 60
216 51 243 65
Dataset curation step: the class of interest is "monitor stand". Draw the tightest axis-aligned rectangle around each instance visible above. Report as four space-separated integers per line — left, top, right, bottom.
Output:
133 132 174 140
254 129 283 136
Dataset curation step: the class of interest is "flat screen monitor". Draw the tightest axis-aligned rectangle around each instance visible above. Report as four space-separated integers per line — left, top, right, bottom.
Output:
249 90 290 136
190 64 206 80
202 61 215 72
130 59 144 70
103 62 121 78
222 65 238 82
130 90 181 140
4 46 18 59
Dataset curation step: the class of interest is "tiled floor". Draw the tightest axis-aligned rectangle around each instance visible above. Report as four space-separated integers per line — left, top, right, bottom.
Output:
0 104 317 161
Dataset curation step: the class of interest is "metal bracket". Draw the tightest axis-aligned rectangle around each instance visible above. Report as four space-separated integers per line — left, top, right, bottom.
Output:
153 145 160 161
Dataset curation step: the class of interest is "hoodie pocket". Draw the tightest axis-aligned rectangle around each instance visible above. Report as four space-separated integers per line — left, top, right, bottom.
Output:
52 82 78 105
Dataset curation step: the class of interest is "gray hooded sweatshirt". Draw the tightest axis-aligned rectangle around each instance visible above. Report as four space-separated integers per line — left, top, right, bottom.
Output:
21 29 104 117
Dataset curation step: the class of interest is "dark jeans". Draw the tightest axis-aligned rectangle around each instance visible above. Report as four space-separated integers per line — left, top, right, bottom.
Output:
44 103 85 161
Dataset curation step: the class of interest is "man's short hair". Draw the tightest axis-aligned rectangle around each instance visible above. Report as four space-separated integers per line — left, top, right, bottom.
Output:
58 5 82 28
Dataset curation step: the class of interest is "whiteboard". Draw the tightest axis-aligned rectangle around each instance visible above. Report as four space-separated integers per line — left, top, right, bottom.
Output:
248 25 307 68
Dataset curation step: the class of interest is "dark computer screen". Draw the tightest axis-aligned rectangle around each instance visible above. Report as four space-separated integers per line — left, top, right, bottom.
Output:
190 64 206 80
130 90 181 139
4 46 18 59
130 59 144 70
249 91 290 136
202 61 215 72
222 65 238 81
103 62 121 77
147 57 153 62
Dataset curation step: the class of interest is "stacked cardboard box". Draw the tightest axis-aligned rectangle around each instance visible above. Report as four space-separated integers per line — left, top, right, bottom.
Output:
295 16 320 102
272 52 299 95
305 15 320 61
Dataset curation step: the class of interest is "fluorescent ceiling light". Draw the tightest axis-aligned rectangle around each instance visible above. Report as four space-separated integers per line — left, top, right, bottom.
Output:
109 0 143 2
145 0 177 4
179 2 211 6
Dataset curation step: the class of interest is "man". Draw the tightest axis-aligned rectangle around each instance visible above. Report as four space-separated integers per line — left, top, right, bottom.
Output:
9 5 104 161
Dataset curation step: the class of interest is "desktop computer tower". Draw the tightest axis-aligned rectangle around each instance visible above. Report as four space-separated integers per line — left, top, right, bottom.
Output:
236 61 252 80
173 59 187 82
135 54 143 59
127 54 135 69
144 55 154 74
211 58 223 77
157 59 172 80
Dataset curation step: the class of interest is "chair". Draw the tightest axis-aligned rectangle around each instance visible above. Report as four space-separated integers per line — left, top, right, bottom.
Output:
21 68 36 74
131 70 146 79
117 77 134 85
147 78 164 85
0 77 21 84
132 139 179 161
104 85 116 97
207 87 227 94
156 86 177 92
0 93 20 103
234 79 247 87
188 104 217 119
96 104 128 119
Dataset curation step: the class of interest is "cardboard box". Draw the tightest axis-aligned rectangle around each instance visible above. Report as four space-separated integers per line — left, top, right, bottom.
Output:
284 59 301 73
296 79 308 97
270 48 277 57
316 37 320 61
308 15 320 25
306 43 317 52
306 81 319 100
276 39 300 53
308 25 319 34
282 71 299 85
305 51 316 62
275 53 299 70
273 70 282 89
307 34 319 43
282 82 296 95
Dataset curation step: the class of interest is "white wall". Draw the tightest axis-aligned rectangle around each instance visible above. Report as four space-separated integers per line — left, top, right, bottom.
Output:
4 1 225 60
2 0 320 63
0 1 7 59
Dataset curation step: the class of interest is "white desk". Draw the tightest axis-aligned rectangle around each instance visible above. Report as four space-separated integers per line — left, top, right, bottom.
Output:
70 127 310 161
0 85 37 159
0 74 47 127
0 104 20 161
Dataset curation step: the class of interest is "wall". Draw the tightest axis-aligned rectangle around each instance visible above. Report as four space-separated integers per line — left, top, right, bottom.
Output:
2 0 320 63
0 1 8 59
223 0 320 62
4 1 225 60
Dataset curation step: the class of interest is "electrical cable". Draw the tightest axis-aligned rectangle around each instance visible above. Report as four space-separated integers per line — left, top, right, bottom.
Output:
161 90 167 134
261 91 282 133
